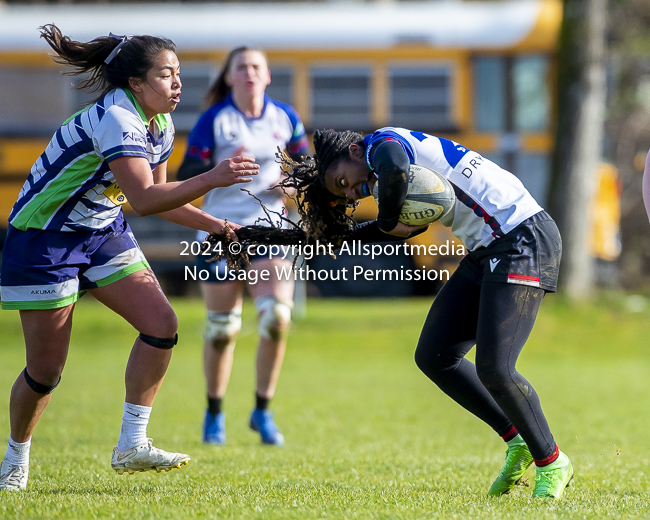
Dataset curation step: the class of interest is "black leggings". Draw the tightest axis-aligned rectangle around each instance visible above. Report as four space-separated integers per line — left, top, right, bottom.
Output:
414 271 556 461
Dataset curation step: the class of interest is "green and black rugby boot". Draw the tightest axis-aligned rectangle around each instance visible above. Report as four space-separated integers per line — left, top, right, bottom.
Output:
488 435 534 496
532 451 573 500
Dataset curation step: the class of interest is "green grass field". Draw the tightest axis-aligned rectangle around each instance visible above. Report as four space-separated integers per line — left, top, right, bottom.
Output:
1 293 650 519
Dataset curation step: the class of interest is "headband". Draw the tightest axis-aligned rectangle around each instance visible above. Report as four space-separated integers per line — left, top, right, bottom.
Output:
104 33 132 65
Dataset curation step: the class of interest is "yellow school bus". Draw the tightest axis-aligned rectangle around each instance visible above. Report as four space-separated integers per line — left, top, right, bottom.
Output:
0 0 562 295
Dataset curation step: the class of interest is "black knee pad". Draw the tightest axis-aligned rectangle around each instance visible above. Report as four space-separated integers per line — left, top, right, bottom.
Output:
139 332 178 349
23 368 60 395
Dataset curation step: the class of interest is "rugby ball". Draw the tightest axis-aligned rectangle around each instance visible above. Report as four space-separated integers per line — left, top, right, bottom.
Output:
372 164 455 225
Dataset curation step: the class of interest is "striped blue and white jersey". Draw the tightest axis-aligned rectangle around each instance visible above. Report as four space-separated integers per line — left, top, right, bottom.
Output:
9 88 174 232
184 94 309 236
365 127 543 251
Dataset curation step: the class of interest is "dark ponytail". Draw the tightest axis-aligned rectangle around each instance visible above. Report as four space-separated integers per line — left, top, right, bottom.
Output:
40 24 176 101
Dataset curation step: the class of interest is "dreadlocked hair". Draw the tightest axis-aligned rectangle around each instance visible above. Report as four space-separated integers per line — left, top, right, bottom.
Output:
204 190 307 270
312 129 364 180
206 130 369 268
276 129 365 242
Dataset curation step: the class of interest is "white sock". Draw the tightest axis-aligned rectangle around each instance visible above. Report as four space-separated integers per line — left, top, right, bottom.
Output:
117 403 151 452
4 437 31 466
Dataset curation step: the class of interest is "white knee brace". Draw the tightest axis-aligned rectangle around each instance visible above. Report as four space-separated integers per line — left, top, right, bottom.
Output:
205 308 242 350
255 296 293 340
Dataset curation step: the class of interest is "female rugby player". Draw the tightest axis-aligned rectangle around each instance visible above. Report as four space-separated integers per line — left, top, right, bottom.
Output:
281 128 573 500
177 47 310 446
0 25 258 490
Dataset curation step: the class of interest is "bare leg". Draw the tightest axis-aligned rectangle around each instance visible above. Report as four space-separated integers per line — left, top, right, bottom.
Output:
249 258 295 400
203 343 235 399
255 337 287 399
10 305 75 443
89 269 178 406
201 281 244 400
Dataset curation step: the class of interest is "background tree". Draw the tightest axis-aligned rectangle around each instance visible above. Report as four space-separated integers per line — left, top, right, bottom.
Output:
607 0 650 288
550 0 608 299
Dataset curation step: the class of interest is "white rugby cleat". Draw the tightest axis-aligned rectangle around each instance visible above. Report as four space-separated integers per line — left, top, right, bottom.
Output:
0 459 29 491
111 438 190 475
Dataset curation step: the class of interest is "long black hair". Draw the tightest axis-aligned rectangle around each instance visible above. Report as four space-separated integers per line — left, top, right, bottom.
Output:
40 24 176 101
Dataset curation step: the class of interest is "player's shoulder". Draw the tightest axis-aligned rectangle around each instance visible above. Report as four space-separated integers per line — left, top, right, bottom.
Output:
365 127 417 166
265 96 303 127
266 96 299 117
366 127 417 147
98 90 146 132
370 128 476 168
189 97 237 141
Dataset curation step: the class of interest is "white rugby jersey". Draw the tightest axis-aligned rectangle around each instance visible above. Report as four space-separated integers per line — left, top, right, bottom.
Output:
365 127 543 251
9 88 174 232
184 94 309 239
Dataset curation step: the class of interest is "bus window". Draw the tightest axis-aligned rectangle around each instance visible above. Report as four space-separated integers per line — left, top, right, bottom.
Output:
266 66 294 106
310 66 371 129
389 65 452 131
167 62 217 132
515 153 551 207
513 56 550 132
482 151 506 167
0 66 69 135
69 81 98 113
473 57 506 132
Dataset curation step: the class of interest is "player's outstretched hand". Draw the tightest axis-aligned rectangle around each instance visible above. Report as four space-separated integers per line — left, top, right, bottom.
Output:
383 222 429 238
208 155 259 188
209 219 243 241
